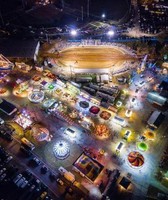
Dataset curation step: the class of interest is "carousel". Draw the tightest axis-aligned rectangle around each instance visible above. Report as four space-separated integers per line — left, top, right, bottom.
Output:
0 88 7 94
79 101 89 109
89 106 100 115
144 131 155 140
32 126 51 142
94 124 110 139
137 142 148 152
53 140 70 160
99 111 111 120
0 87 8 96
13 81 29 98
28 89 44 103
127 151 144 168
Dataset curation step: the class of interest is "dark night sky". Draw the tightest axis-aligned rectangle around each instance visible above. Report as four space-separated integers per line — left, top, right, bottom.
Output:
0 0 130 19
64 0 131 20
0 0 131 27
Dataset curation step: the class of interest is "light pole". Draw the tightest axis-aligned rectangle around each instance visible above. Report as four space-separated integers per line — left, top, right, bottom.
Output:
81 6 84 21
21 0 25 10
87 0 90 18
0 9 4 26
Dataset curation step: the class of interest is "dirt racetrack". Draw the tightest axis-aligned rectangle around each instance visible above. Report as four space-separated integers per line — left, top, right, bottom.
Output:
56 46 135 69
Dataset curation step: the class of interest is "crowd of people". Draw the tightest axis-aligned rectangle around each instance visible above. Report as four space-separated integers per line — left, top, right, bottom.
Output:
54 39 136 56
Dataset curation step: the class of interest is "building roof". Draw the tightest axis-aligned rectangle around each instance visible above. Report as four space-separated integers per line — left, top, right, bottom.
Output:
147 92 167 106
147 111 165 127
0 39 39 59
0 99 17 115
153 113 165 127
73 153 104 182
119 177 131 189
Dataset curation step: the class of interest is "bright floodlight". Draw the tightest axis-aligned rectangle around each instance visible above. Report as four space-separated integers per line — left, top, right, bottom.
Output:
107 30 115 36
70 29 77 36
102 13 106 18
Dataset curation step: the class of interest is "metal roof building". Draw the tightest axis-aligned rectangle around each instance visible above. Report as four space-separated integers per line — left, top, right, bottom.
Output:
147 92 167 106
147 111 165 129
0 99 17 116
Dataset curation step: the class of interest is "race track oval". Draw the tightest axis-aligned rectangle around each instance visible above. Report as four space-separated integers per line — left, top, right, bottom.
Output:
57 46 134 69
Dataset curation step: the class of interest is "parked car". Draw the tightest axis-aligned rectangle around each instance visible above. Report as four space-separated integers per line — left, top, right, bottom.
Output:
20 180 28 189
41 165 48 174
5 155 13 163
125 109 132 118
135 88 139 93
124 130 131 140
116 142 124 154
0 168 6 175
131 97 136 103
49 172 56 180
29 184 36 192
0 117 4 125
67 187 73 195
139 81 145 86
32 157 41 166
40 191 47 199
13 174 22 184
16 177 26 187
56 178 64 186
0 173 6 181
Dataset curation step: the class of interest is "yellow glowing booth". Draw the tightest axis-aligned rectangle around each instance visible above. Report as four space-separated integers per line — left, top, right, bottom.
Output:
94 124 110 139
144 131 155 140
